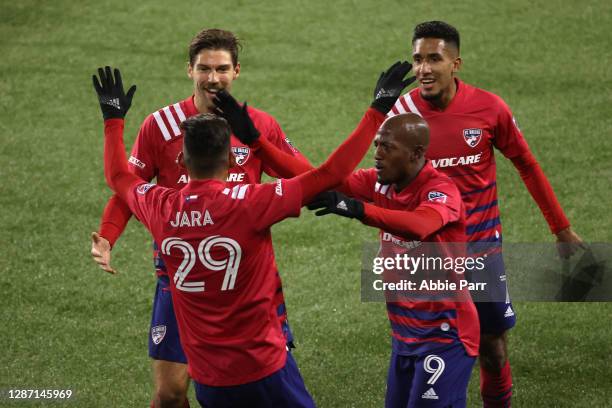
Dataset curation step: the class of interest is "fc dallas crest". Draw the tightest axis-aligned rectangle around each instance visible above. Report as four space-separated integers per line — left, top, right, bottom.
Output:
231 146 250 166
463 128 482 148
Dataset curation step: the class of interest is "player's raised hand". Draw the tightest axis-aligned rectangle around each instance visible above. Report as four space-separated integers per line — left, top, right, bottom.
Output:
556 226 587 259
213 90 260 145
92 66 137 120
371 61 415 114
307 191 365 220
91 232 116 274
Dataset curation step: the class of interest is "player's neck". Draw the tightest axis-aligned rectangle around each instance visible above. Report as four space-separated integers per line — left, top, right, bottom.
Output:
394 160 426 192
430 80 457 110
188 169 228 182
193 93 215 114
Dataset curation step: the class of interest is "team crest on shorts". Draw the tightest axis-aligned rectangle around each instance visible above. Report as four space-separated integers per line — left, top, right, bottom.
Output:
151 325 166 345
231 147 250 166
428 191 447 203
463 128 482 148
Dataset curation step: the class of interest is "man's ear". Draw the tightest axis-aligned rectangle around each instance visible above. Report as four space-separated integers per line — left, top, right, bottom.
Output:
187 61 193 79
413 145 426 160
228 149 236 168
452 56 462 74
176 151 186 169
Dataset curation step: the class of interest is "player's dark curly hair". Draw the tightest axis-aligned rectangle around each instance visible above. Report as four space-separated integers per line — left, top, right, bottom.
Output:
189 28 242 66
180 113 231 174
412 21 460 51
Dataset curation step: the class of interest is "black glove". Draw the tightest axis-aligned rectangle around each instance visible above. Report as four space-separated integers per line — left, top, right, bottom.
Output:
213 90 260 145
371 61 415 114
92 66 136 120
307 191 365 220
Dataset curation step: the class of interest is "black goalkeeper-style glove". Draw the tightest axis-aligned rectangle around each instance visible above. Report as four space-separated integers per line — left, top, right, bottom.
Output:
92 66 137 120
213 90 260 145
370 61 415 114
307 191 365 220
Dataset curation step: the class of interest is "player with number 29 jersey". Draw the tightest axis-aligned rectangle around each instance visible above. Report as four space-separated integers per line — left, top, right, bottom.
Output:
127 176 303 386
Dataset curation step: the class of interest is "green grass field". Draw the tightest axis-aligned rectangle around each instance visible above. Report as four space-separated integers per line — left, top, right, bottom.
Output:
1 0 611 406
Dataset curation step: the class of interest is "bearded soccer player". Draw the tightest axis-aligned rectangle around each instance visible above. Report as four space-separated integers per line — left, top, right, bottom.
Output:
385 21 585 407
89 29 310 407
92 60 412 407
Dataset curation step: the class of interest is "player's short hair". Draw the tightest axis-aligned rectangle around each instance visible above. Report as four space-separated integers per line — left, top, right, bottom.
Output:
189 28 241 66
412 21 460 52
180 113 231 174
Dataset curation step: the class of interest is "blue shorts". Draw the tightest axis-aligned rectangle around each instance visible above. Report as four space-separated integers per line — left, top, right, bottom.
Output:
469 253 517 334
148 275 187 364
385 343 476 408
193 352 316 408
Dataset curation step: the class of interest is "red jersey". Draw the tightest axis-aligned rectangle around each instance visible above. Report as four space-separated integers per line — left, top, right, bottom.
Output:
124 177 303 386
344 162 479 357
126 95 307 276
389 79 529 244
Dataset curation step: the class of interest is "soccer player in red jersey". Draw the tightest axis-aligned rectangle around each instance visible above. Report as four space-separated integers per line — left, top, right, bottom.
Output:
385 21 585 407
92 61 413 407
309 114 481 407
216 91 480 406
90 29 310 407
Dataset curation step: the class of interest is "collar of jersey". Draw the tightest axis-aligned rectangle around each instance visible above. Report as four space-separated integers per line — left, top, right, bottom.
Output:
183 95 199 117
183 178 226 194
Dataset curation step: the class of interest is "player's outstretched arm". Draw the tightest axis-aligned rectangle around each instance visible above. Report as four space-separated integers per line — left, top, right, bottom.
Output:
89 194 133 275
296 61 415 204
510 150 585 258
92 67 142 203
308 191 443 240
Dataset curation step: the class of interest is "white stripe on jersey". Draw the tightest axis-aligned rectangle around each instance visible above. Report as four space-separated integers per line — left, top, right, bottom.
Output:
380 184 390 195
173 103 187 122
163 106 181 136
231 185 240 199
375 182 381 193
237 185 248 199
222 188 230 195
404 94 423 117
388 98 407 117
153 111 172 141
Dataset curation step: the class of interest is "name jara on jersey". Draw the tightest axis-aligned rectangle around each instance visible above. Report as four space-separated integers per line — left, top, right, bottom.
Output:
170 210 214 228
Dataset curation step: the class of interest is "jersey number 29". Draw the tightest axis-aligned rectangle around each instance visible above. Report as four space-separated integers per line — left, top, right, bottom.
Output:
161 235 242 293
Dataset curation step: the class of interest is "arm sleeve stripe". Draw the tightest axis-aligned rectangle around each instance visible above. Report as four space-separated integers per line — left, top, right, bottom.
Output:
173 103 187 122
237 185 248 199
404 94 423 117
153 111 172 141
163 106 181 136
388 98 406 117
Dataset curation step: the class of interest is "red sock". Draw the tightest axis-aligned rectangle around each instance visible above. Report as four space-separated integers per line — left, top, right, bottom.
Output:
480 360 512 407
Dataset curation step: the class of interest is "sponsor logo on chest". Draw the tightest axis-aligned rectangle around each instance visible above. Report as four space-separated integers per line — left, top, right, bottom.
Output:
463 128 483 147
431 152 483 168
177 173 246 183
